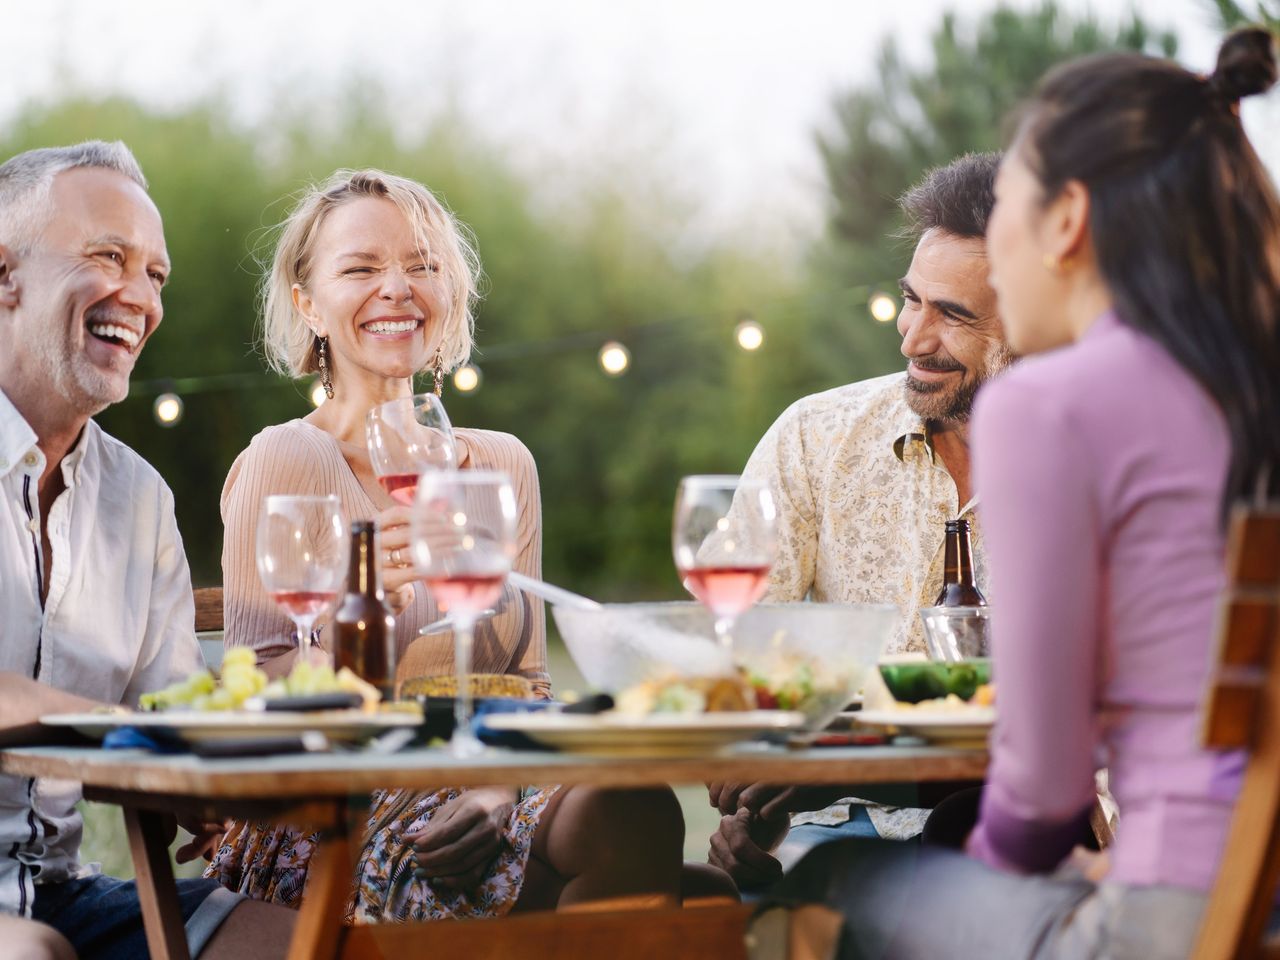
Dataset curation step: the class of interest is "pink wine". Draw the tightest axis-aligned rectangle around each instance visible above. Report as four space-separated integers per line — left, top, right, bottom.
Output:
680 565 770 617
425 573 505 615
270 590 337 618
378 473 419 506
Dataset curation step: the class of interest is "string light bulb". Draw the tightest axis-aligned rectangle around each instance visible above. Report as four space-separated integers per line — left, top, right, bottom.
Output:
153 392 183 427
734 318 764 351
598 341 630 376
309 380 327 407
869 292 898 323
452 363 482 393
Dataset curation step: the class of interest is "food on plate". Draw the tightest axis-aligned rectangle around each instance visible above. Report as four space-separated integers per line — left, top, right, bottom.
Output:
613 674 756 716
741 653 860 721
877 659 992 704
139 648 381 712
400 673 534 701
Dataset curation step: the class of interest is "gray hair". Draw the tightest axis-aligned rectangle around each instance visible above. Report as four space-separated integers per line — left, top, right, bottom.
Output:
0 140 148 251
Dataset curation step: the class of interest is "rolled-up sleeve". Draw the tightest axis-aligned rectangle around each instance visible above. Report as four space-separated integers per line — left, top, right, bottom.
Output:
967 377 1101 873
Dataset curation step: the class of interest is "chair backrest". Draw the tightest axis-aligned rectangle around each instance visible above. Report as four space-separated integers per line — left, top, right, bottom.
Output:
194 586 224 634
1193 502 1280 960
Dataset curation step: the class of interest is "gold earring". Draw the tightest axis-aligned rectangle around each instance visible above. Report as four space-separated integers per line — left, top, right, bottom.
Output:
1043 253 1073 273
432 345 444 397
318 336 334 400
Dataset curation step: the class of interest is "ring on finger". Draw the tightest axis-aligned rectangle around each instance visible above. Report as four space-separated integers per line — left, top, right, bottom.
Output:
390 548 403 566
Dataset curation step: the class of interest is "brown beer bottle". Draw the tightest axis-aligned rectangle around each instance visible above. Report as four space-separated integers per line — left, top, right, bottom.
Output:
934 518 987 607
333 520 397 699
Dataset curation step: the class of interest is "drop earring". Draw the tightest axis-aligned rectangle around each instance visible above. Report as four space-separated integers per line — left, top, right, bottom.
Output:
432 345 444 397
318 336 334 400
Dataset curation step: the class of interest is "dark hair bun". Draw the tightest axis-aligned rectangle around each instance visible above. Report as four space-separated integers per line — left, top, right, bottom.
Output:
1210 28 1277 102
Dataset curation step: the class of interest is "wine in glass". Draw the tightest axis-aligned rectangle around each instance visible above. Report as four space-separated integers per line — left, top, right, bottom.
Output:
411 470 518 756
673 475 777 648
256 494 348 657
366 393 457 506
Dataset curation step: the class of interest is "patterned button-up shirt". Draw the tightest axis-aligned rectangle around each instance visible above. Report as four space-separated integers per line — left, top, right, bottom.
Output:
740 372 988 837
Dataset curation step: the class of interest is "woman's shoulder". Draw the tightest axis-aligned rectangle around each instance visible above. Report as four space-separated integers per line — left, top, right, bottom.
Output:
457 428 537 475
223 419 342 503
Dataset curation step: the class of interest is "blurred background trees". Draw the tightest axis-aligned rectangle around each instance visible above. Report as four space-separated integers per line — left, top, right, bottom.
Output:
0 1 1191 602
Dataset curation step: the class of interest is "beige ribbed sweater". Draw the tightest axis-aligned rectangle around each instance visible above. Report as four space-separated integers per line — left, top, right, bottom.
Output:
220 418 549 696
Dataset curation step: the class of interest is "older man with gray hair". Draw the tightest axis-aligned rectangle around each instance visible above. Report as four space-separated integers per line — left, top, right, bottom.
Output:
0 141 293 960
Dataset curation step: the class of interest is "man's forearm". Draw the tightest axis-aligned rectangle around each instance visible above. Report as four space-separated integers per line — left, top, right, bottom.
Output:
0 673 101 745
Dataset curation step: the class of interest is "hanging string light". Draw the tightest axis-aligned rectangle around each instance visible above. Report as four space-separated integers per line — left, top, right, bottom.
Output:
868 292 899 323
734 318 764 351
598 341 630 376
452 363 482 393
153 392 184 427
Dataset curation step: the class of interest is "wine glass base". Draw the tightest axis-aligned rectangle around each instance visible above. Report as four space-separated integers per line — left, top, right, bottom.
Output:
448 730 486 758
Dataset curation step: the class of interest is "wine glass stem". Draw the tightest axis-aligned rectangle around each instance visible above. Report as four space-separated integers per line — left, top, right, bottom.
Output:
294 616 318 655
714 616 734 649
452 613 483 756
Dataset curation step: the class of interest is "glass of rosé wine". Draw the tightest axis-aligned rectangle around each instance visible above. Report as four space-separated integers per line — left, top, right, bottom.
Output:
366 393 457 506
673 475 777 649
256 494 348 658
411 470 518 756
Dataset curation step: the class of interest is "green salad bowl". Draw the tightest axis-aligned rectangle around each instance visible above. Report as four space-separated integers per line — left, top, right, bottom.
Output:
878 659 992 704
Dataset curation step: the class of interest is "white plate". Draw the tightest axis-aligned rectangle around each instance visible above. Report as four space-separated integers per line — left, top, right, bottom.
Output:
855 707 994 746
483 710 806 756
42 710 420 745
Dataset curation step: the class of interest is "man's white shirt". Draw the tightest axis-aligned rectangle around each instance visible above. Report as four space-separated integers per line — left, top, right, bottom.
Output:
0 387 199 916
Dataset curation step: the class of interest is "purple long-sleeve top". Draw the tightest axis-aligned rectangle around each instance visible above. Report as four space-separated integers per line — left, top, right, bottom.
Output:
966 311 1243 890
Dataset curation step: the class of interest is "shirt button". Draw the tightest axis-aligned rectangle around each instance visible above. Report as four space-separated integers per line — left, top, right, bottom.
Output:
23 453 37 467
27 518 39 534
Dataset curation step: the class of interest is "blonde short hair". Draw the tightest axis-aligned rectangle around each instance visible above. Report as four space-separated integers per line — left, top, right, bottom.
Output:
261 168 480 379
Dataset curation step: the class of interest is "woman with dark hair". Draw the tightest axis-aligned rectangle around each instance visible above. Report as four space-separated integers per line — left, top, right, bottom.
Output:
766 28 1280 959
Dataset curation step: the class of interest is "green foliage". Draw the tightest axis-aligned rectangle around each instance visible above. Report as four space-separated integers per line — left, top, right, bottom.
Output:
1209 0 1280 31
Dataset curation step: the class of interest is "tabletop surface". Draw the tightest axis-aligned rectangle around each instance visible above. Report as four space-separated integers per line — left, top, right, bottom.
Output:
0 741 988 798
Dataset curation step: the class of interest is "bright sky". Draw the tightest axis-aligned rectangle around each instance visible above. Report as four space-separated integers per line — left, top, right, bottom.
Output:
6 0 1276 249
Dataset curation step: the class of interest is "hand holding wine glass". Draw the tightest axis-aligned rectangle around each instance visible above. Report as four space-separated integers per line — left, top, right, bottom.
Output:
256 494 348 660
366 392 457 505
673 475 777 648
411 470 518 756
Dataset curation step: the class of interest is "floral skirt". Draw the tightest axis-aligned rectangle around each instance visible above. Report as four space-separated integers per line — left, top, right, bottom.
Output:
204 785 558 923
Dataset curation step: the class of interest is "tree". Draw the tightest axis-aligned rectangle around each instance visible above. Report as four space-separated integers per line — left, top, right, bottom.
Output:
1209 0 1279 30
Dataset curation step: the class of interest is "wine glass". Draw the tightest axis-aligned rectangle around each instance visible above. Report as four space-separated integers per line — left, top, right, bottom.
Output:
256 495 348 657
673 475 777 648
411 470 518 756
366 393 457 506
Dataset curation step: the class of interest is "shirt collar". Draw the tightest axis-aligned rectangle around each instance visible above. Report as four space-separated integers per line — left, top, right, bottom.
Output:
892 412 936 464
0 387 40 479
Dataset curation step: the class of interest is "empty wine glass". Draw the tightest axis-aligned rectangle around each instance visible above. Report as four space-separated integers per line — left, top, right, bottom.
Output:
366 393 457 505
256 495 348 657
411 470 518 756
673 475 777 648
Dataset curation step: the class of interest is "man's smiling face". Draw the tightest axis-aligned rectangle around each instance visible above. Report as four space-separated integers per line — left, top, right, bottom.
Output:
896 228 1010 424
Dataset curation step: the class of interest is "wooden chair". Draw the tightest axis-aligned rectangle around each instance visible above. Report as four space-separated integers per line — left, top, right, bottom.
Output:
194 586 223 634
1193 502 1280 960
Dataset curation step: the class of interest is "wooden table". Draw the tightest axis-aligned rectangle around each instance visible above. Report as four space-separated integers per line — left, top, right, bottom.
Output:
0 742 987 959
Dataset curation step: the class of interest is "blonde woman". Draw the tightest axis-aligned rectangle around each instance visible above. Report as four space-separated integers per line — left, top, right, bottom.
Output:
206 169 682 920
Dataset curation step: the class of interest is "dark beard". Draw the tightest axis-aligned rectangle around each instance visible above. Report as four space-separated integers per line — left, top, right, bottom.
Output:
903 370 981 424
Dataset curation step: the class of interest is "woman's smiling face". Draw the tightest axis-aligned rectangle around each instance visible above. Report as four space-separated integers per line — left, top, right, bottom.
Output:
294 195 449 388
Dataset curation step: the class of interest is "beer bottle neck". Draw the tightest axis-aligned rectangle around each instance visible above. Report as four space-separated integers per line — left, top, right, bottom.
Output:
943 526 976 587
347 525 383 598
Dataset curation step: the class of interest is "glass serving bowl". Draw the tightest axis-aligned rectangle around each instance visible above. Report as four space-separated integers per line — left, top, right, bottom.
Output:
919 605 992 662
551 600 897 730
